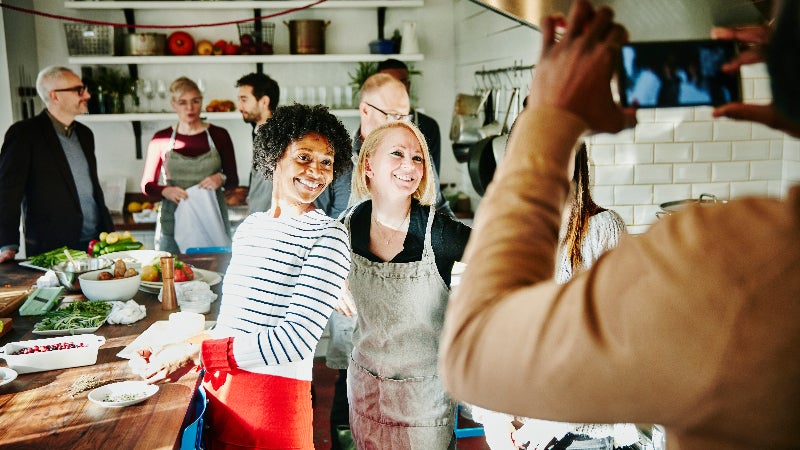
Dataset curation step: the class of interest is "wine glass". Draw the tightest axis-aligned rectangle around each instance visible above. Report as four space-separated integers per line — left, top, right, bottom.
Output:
156 80 168 112
141 79 154 113
197 78 206 96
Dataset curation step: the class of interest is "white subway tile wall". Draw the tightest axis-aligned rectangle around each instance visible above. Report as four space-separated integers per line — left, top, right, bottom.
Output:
587 63 796 233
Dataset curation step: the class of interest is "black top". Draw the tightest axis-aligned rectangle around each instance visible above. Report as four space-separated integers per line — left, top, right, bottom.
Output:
346 199 471 286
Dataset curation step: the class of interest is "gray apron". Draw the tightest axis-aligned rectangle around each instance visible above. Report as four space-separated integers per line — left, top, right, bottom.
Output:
155 126 230 254
345 204 455 450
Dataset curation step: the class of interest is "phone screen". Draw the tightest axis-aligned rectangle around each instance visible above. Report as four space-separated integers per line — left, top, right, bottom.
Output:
619 40 741 108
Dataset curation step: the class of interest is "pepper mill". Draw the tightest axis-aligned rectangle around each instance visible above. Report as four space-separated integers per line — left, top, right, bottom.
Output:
160 256 178 311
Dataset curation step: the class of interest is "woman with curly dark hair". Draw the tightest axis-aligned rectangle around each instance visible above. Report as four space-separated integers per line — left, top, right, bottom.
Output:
131 104 353 449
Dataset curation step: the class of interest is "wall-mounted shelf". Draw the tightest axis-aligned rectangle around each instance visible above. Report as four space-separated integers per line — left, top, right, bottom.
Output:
68 54 423 65
76 110 359 123
65 1 423 10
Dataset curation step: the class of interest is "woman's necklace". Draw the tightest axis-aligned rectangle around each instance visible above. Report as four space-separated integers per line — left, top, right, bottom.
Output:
371 207 411 246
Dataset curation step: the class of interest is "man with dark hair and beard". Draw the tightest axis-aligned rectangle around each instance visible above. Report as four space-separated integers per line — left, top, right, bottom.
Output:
236 72 280 213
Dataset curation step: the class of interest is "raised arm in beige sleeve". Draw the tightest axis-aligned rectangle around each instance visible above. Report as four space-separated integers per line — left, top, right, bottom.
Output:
439 104 800 434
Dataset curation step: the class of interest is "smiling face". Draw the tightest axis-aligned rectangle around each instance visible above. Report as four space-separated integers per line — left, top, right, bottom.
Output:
365 127 424 199
273 132 334 210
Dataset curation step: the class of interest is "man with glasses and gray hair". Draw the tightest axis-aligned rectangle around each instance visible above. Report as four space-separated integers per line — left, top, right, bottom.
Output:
0 66 113 262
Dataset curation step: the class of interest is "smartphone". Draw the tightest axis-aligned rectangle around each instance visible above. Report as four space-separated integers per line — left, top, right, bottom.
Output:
618 39 741 108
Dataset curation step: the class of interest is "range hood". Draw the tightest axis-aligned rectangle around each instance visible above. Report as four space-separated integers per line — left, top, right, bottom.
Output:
469 0 773 41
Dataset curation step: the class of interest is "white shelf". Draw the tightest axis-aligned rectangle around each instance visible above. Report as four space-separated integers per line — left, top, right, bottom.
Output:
65 1 423 10
76 109 358 122
68 53 423 65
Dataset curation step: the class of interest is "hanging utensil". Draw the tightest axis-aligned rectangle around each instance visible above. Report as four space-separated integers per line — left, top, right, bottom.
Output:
479 86 517 138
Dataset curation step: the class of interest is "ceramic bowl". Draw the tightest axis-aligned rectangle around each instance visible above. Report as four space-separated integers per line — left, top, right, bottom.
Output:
79 269 142 301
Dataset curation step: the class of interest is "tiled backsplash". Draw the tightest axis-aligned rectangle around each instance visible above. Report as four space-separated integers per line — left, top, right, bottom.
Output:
587 63 798 234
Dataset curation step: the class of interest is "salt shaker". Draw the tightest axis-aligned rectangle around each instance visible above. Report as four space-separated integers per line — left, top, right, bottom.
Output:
160 256 178 311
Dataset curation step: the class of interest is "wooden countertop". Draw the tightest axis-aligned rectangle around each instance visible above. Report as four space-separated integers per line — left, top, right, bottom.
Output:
0 253 231 450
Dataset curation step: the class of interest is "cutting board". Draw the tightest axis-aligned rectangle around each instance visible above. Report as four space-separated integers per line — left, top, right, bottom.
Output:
0 286 33 317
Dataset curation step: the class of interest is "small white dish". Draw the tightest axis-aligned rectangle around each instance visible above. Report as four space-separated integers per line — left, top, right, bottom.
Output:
0 367 18 387
88 380 158 407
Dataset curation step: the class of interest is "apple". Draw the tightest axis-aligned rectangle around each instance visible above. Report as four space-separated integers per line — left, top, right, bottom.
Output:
239 33 254 47
196 39 213 56
212 39 227 56
224 42 240 55
260 42 274 55
168 31 195 56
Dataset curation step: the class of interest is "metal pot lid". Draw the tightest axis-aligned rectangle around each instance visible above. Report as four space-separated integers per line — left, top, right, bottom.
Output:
659 193 725 212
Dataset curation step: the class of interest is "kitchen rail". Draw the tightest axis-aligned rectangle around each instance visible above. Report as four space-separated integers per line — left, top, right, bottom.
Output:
0 252 230 450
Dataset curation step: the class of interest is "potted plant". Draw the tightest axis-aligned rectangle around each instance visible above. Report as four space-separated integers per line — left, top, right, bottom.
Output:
90 68 134 114
348 61 422 106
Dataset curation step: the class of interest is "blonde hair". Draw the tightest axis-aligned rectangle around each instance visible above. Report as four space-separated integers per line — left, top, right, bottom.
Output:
351 121 436 205
169 76 200 102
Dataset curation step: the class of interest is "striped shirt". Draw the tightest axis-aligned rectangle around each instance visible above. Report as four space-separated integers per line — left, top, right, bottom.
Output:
210 209 351 381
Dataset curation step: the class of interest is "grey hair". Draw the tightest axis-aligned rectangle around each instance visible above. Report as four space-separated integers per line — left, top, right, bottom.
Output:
36 66 76 105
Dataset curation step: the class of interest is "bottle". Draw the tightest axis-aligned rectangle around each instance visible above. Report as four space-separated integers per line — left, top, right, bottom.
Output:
160 256 178 311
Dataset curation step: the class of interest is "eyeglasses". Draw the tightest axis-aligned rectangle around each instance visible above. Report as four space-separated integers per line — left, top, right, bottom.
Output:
53 85 88 95
365 102 412 122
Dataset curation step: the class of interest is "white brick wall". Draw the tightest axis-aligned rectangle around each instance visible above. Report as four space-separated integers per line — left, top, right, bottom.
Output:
587 63 794 233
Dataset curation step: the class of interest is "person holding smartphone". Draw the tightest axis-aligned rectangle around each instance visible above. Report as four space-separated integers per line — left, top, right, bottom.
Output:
711 3 800 138
439 2 800 450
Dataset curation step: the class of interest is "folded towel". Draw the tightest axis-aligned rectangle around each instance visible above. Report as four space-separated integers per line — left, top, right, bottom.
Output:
174 185 231 253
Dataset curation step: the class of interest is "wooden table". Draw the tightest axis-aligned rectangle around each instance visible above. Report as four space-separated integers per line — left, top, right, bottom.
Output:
0 253 230 450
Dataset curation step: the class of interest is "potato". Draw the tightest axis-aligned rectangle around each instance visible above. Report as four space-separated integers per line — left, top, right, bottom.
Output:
124 268 138 278
98 271 114 281
113 259 127 278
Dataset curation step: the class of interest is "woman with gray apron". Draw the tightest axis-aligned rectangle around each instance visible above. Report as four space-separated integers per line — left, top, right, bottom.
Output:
343 121 471 449
140 77 238 255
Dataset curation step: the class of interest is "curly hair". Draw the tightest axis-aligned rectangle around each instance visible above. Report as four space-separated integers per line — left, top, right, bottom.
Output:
253 104 353 181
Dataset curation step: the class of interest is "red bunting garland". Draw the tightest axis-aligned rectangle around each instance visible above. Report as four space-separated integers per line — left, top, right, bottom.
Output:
0 0 328 29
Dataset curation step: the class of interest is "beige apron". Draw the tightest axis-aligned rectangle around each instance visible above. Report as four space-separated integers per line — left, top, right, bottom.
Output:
345 204 455 450
155 126 230 254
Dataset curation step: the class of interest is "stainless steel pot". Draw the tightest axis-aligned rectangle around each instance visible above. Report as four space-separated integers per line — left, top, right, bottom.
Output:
656 193 727 219
126 33 166 56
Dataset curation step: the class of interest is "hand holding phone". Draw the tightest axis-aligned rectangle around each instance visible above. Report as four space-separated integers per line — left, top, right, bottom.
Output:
618 40 741 108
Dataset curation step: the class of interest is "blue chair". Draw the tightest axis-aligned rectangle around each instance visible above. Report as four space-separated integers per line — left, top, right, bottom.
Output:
181 385 209 450
185 246 231 254
454 403 485 439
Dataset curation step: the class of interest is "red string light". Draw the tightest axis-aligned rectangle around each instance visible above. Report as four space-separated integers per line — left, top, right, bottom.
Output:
0 0 328 29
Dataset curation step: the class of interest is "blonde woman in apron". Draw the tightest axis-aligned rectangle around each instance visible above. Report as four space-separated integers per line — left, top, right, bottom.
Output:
140 77 238 255
344 121 471 449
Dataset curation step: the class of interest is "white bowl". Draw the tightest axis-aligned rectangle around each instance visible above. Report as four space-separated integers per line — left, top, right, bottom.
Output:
79 270 142 301
88 381 158 407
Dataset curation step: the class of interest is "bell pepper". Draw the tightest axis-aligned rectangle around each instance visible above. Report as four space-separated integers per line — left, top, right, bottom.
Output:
87 239 100 257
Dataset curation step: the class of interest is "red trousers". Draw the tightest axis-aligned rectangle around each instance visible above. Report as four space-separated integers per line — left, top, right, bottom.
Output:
203 369 314 450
